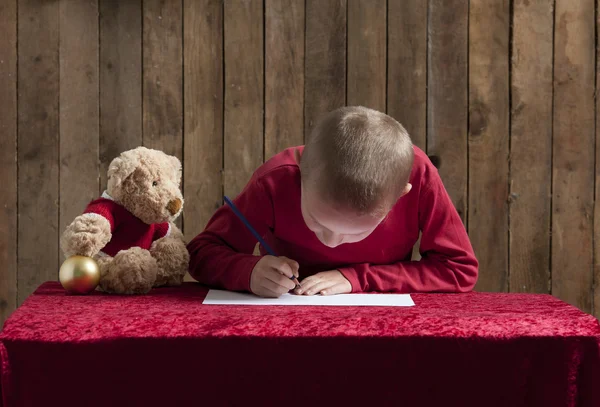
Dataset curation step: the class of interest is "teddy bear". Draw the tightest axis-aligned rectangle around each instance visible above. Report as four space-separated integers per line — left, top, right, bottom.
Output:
60 146 190 294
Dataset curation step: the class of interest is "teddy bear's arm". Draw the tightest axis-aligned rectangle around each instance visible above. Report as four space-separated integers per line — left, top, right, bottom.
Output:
153 221 185 243
168 222 184 241
150 221 189 287
60 214 112 258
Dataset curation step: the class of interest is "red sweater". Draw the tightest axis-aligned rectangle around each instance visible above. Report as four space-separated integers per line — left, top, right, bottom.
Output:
83 192 170 257
187 146 478 293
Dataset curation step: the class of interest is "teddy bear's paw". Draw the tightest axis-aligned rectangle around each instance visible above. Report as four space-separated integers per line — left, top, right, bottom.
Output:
150 238 190 287
99 247 158 294
60 214 112 258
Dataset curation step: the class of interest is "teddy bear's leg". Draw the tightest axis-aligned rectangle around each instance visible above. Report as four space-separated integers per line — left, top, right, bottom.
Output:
99 247 158 294
150 237 190 287
94 254 113 285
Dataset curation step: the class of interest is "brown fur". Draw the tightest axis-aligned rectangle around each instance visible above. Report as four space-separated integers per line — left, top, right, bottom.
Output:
98 248 159 294
61 214 112 258
61 146 189 295
151 224 189 287
109 147 183 225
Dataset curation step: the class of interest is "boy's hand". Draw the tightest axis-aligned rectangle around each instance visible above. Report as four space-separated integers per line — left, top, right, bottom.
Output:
250 256 299 298
295 270 352 296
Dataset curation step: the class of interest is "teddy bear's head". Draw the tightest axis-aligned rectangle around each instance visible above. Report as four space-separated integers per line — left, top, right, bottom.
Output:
106 147 183 225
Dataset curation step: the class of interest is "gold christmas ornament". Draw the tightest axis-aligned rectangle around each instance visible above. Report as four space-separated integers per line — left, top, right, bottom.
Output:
59 255 100 294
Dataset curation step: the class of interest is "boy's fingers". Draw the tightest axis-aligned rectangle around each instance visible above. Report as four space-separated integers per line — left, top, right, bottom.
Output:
265 269 296 291
279 256 300 278
304 280 335 296
261 277 289 296
295 276 320 295
271 259 295 279
257 287 281 298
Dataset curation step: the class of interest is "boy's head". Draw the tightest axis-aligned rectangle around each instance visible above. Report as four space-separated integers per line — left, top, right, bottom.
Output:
298 106 414 248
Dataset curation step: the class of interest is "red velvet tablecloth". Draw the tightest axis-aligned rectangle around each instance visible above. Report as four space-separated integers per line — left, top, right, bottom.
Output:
0 282 599 407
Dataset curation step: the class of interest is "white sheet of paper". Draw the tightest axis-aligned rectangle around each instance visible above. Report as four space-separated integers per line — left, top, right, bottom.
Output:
203 289 414 307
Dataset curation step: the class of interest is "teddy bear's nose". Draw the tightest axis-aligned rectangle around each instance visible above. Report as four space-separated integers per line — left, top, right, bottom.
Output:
167 199 182 215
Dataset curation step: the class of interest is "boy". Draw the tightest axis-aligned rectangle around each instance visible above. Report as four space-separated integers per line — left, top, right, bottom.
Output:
187 106 478 298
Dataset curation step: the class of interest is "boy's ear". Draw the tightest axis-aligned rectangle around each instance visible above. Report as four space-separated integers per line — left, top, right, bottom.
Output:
401 183 412 197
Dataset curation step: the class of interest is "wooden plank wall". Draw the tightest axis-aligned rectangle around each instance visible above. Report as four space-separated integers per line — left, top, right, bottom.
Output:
0 0 599 325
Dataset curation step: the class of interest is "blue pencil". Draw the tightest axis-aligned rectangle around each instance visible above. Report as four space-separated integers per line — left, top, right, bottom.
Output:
224 196 300 288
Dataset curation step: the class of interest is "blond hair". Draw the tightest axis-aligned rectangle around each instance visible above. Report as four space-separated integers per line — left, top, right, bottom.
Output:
301 106 414 216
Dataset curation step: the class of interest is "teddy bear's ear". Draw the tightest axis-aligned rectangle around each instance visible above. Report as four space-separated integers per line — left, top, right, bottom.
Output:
170 155 182 185
107 151 140 191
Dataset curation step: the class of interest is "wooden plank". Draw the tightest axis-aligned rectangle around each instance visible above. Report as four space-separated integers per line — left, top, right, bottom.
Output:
265 0 304 159
387 0 427 150
142 0 183 229
596 0 600 319
468 0 510 292
305 0 346 140
347 0 386 112
17 0 60 304
142 0 182 158
0 0 17 324
427 0 468 223
223 0 263 198
183 0 223 239
552 0 595 313
59 0 99 257
99 0 142 192
510 0 553 294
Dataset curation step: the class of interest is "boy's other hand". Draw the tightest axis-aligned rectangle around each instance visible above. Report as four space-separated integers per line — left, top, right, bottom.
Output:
295 270 351 296
250 256 299 298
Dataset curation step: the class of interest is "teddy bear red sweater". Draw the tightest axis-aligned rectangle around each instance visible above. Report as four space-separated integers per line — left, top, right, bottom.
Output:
83 192 171 257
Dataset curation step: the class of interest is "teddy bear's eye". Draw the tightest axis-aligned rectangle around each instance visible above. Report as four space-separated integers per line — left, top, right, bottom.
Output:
152 181 158 187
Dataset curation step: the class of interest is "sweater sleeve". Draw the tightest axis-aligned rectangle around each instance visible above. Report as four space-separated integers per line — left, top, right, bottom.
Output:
153 222 171 241
83 199 118 232
338 171 479 293
186 176 274 292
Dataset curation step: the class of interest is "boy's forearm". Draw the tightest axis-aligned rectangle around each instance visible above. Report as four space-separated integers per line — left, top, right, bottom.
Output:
186 178 273 292
187 233 261 292
338 256 478 293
